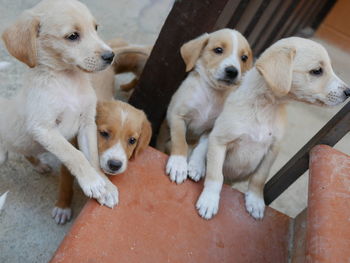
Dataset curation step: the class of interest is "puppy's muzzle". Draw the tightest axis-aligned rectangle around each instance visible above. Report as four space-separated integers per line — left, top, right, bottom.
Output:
101 51 115 64
107 159 122 172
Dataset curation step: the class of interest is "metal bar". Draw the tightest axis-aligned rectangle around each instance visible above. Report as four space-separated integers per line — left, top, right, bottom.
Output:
264 101 350 205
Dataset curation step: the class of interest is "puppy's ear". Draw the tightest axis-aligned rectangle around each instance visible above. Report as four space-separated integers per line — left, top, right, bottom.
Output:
180 33 209 72
2 12 40 68
256 46 296 97
132 115 152 159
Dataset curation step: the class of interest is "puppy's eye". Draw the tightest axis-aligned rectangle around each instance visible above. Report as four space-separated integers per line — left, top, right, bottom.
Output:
66 32 80 41
241 55 248 62
310 68 323 76
99 130 110 139
213 47 224 54
128 137 137 145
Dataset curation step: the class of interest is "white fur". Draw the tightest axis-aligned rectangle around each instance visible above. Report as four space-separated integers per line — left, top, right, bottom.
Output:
196 180 222 219
166 155 188 184
0 191 9 213
100 142 127 174
188 134 208 181
245 191 265 219
52 206 72 224
120 109 128 127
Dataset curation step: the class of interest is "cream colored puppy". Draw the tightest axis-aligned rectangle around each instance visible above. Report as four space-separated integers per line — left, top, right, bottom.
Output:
197 37 350 220
1 0 118 207
158 28 253 184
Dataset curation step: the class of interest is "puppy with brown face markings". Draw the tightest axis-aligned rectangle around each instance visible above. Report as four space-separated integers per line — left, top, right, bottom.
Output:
196 37 350 220
157 28 253 184
0 0 118 207
52 100 152 224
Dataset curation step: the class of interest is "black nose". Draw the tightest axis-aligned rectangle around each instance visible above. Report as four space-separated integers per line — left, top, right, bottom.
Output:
344 89 350 97
225 66 238 79
101 51 115 64
107 159 122 172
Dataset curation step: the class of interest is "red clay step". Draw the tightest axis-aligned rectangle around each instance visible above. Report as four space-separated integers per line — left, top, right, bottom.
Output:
51 147 291 263
307 145 350 262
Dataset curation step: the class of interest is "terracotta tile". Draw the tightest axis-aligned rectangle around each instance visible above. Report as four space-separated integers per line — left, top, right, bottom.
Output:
291 209 307 263
51 147 291 263
306 145 350 262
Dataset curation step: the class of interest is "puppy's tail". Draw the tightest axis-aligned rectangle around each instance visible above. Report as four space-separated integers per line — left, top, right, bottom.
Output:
0 191 9 214
0 61 11 71
113 45 152 76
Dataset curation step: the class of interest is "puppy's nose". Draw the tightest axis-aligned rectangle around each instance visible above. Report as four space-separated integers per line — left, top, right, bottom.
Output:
101 51 115 64
225 66 238 79
107 159 122 172
344 89 350 97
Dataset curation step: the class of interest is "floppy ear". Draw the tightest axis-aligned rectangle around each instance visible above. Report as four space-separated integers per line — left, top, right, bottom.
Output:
2 12 40 68
180 33 209 72
256 46 296 97
132 115 152 159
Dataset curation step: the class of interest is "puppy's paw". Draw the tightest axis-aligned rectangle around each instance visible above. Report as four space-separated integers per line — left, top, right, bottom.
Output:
245 191 265 220
196 190 220 220
188 159 205 182
77 172 106 199
166 155 188 184
51 206 72 225
97 181 119 208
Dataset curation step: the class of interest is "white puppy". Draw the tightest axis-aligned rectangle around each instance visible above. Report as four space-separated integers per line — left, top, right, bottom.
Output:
157 28 253 184
196 37 350 220
1 0 118 207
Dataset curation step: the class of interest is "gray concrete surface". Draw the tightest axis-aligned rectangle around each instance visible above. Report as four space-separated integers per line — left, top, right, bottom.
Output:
1 0 350 262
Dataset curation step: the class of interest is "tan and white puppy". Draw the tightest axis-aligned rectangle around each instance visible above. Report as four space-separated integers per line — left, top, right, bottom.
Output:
52 100 152 224
196 37 350 220
157 28 253 184
1 0 118 207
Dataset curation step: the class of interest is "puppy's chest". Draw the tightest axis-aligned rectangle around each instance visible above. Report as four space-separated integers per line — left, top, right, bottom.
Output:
186 92 225 135
55 89 95 139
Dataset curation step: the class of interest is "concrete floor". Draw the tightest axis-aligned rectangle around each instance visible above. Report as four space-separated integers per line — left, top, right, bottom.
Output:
1 0 350 262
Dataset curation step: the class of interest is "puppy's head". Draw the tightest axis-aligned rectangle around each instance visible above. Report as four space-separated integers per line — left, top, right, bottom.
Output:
96 101 152 175
2 0 114 72
256 37 350 106
180 28 253 89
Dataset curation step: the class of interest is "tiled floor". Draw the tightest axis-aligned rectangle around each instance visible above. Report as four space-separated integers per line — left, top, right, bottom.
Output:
0 0 350 262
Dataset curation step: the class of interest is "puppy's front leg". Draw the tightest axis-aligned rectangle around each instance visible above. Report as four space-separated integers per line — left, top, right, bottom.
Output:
78 110 118 208
245 142 280 219
196 135 226 219
188 134 208 182
166 115 188 184
32 127 106 199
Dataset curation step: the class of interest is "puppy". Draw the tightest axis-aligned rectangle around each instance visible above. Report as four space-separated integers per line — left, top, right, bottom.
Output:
157 28 253 184
1 0 118 207
52 100 152 224
196 37 350 220
91 38 152 101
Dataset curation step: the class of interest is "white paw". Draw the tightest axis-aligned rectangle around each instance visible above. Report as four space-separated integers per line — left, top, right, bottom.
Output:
245 191 265 220
188 159 205 182
97 181 119 208
196 190 220 220
166 155 188 184
77 172 106 199
52 206 72 225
